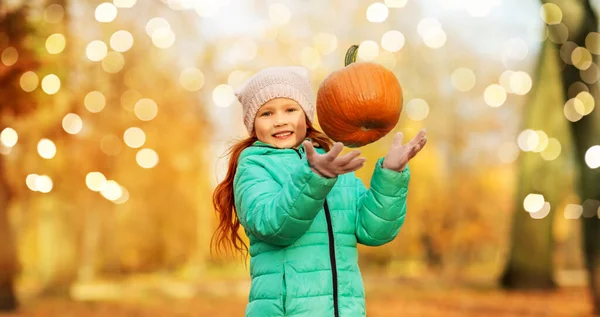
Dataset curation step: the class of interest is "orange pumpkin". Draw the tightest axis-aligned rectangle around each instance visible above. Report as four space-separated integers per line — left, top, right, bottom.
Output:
316 45 403 148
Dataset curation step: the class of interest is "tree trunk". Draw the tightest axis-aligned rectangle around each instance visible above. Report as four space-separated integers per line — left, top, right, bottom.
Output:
0 150 17 311
500 39 564 289
553 0 600 312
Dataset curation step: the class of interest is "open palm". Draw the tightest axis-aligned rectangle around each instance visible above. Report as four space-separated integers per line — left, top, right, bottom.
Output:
303 141 366 178
382 129 428 172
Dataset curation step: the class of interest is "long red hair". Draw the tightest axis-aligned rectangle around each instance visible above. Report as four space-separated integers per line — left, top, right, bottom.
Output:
211 120 333 259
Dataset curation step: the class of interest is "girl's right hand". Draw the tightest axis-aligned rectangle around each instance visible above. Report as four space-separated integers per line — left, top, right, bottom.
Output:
303 141 366 178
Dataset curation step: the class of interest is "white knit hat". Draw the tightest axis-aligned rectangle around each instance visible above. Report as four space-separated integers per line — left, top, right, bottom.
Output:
234 66 315 134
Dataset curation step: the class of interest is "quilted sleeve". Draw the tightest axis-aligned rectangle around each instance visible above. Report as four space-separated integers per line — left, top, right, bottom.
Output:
354 158 410 246
233 157 337 246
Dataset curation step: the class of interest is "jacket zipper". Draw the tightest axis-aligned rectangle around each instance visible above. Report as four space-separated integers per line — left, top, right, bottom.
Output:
293 148 339 317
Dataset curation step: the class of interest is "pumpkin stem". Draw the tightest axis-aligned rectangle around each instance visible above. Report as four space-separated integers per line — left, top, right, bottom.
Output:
344 45 359 66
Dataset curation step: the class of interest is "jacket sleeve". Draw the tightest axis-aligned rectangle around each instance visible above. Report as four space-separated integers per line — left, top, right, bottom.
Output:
355 157 410 246
233 157 337 246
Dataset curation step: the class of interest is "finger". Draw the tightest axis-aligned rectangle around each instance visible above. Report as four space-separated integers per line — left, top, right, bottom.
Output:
408 129 427 147
408 138 427 159
326 142 344 161
392 132 404 147
335 150 361 166
341 157 366 173
304 141 317 162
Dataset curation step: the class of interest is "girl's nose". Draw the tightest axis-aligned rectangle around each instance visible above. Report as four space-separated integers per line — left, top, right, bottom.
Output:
274 116 288 127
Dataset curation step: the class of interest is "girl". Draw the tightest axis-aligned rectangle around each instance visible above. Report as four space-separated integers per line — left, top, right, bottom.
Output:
212 66 427 317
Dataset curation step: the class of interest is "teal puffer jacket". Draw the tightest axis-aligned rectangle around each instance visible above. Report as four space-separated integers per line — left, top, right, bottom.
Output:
233 140 410 317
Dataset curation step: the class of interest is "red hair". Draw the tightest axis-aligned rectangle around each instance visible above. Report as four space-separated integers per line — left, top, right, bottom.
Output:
211 121 333 259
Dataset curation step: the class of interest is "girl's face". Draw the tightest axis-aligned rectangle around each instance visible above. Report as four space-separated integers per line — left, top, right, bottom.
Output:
254 98 307 149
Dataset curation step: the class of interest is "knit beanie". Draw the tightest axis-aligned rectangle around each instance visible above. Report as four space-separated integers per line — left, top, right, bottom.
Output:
234 66 315 135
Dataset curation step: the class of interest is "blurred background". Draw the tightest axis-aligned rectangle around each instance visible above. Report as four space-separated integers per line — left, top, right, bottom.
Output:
1 0 600 316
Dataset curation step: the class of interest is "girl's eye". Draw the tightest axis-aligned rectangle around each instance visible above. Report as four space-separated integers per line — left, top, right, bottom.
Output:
286 108 297 112
260 111 272 117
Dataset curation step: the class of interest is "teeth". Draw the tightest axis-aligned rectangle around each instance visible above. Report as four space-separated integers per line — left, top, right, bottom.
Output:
274 132 292 137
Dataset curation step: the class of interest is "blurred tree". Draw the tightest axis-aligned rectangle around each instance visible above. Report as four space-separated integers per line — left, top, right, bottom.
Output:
503 0 600 313
543 0 600 313
500 39 561 290
0 2 41 311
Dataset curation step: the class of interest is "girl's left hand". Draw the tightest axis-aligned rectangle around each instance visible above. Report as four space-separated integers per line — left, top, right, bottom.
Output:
382 129 428 172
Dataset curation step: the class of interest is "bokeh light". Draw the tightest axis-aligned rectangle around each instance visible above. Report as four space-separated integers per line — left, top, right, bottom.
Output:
405 98 429 121
35 175 53 193
100 180 122 200
357 41 379 61
564 204 583 219
85 91 106 113
517 129 538 152
212 84 236 108
145 17 170 37
524 193 545 213
575 91 595 115
95 2 118 23
86 40 108 62
37 138 57 159
136 148 159 168
585 145 600 169
112 185 129 204
62 113 83 135
509 71 532 95
451 68 476 92
541 138 561 161
45 33 66 54
151 28 176 49
1 47 18 66
123 127 146 148
580 63 600 84
20 71 39 92
0 128 18 147
530 202 551 219
585 32 600 55
41 74 61 95
179 68 205 91
134 98 158 121
86 172 107 192
540 3 562 25
121 90 142 112
484 84 506 107
102 51 125 73
366 2 389 23
417 17 442 38
110 30 134 52
381 30 405 52
547 23 569 44
564 98 584 122
44 4 64 23
572 47 593 70
532 130 549 153
26 174 38 192
423 29 447 49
